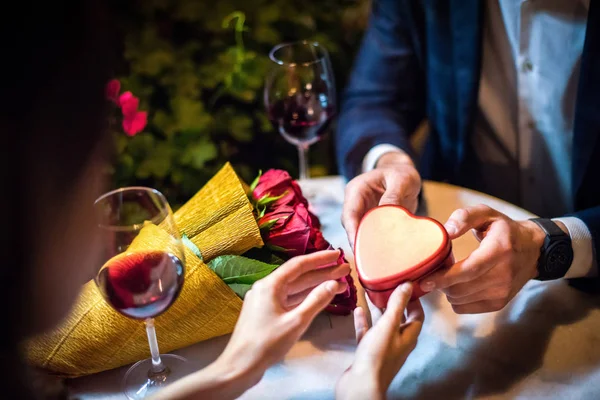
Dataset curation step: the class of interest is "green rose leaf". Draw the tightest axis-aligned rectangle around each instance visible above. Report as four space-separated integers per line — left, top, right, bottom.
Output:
256 192 286 208
249 170 262 193
182 234 203 261
242 247 287 265
267 244 289 253
208 255 279 284
228 283 252 299
259 218 280 231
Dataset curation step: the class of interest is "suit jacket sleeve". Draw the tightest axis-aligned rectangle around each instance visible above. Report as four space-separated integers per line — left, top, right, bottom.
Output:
335 0 426 179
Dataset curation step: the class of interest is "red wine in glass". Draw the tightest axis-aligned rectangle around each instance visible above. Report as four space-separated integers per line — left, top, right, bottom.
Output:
95 187 188 399
97 250 184 320
265 41 336 183
268 95 335 146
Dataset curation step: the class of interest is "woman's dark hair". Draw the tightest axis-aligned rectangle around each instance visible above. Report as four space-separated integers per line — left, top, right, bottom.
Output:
1 1 114 397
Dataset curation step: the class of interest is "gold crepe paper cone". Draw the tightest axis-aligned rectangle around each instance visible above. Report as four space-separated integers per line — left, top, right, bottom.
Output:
26 163 263 377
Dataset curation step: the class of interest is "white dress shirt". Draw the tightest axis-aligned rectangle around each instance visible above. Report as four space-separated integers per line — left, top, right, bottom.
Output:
362 0 596 278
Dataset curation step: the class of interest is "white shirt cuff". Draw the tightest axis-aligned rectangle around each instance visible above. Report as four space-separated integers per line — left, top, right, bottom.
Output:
553 217 597 279
361 144 405 173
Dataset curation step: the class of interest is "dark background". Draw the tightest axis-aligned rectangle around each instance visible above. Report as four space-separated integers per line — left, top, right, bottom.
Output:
109 0 370 207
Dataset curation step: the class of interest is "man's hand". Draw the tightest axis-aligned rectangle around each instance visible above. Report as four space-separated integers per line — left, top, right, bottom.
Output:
342 152 421 248
420 205 548 314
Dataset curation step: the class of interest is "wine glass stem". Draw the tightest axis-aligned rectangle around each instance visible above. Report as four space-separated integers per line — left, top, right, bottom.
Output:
145 318 166 374
298 144 309 181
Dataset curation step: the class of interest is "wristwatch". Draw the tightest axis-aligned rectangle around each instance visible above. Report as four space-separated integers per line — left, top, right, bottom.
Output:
529 218 573 281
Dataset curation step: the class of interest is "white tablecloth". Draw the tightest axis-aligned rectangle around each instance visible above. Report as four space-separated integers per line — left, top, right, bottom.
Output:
70 178 600 399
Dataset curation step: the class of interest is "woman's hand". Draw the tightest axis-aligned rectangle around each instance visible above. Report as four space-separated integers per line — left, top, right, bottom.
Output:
219 249 350 374
336 283 424 400
154 250 350 400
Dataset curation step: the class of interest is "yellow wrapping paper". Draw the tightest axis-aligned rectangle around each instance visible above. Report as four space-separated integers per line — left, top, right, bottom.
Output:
26 163 263 377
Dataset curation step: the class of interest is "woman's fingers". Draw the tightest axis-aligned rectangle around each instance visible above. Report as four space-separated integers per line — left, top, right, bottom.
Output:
286 263 350 295
293 280 344 322
270 250 341 285
401 299 424 342
381 283 413 329
285 281 348 309
353 306 369 344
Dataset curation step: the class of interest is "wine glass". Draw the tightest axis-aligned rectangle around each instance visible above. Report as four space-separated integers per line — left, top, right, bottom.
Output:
265 40 336 195
94 187 187 399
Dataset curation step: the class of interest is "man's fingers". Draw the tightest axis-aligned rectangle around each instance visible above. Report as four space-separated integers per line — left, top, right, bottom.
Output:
286 263 350 295
440 270 504 299
445 284 510 306
421 234 501 290
379 170 420 213
270 250 341 284
294 280 344 321
341 180 374 249
451 299 508 314
353 306 369 344
444 204 501 239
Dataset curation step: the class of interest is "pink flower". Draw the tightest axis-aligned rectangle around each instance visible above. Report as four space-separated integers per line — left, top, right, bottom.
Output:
117 91 147 136
106 79 121 104
259 204 311 257
123 111 148 137
118 91 140 117
106 81 148 137
253 170 308 208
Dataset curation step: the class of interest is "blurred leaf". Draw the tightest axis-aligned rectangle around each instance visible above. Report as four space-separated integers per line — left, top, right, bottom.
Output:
229 115 254 142
253 26 280 43
136 142 173 179
132 49 174 76
181 140 218 169
171 97 213 131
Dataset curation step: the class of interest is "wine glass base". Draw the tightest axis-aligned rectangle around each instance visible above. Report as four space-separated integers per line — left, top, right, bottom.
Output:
122 354 189 399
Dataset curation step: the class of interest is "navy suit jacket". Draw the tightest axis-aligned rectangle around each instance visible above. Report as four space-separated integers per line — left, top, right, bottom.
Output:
336 0 600 276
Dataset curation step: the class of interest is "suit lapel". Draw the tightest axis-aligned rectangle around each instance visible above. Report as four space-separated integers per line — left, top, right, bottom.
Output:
573 1 600 200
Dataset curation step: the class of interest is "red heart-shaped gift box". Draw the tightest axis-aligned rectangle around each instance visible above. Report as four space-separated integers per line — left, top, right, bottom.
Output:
354 205 454 308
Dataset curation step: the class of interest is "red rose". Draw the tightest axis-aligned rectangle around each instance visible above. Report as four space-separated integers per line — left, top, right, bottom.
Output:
307 208 321 230
259 204 311 257
325 249 358 316
306 228 330 253
252 170 308 208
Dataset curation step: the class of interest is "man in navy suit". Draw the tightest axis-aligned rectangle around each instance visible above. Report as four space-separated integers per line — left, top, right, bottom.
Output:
337 0 600 313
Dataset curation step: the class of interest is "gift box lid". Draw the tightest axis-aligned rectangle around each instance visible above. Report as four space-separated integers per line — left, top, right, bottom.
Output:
354 205 451 291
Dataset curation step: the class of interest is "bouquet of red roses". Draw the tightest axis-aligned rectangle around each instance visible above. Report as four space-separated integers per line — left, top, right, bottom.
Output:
250 170 357 315
204 169 358 316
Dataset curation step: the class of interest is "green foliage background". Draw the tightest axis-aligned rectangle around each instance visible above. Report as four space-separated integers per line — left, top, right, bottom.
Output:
110 0 369 207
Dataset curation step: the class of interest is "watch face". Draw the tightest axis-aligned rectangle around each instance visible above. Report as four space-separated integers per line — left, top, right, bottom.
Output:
544 241 573 275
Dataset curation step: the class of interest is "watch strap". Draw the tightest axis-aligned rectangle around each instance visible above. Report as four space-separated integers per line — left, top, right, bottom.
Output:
529 218 573 281
530 218 567 238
